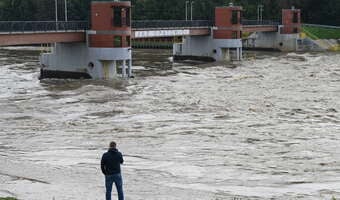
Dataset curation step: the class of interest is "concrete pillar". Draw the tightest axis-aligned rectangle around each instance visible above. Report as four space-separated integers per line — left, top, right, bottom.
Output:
128 59 132 77
102 60 119 79
110 61 117 78
228 49 231 61
239 48 243 60
122 60 127 78
236 48 240 61
113 60 117 75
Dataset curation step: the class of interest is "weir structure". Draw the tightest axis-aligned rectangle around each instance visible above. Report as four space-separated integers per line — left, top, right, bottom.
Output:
0 1 302 79
174 4 243 61
244 7 301 51
40 1 132 79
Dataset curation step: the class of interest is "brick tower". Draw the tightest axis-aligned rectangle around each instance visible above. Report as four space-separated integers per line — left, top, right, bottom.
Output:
88 0 132 78
281 7 301 34
40 1 133 79
213 3 243 61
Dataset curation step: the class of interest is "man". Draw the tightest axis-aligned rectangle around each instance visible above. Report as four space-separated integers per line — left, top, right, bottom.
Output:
101 141 124 200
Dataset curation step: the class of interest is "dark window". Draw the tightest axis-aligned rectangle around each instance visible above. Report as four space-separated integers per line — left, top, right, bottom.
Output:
114 36 122 47
113 7 122 27
293 12 298 23
293 28 298 33
126 8 130 27
240 12 242 24
231 10 239 24
126 36 131 46
232 31 238 39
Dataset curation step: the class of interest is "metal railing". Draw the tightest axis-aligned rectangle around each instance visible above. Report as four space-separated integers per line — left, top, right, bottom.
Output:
242 19 280 26
0 21 89 33
132 19 279 29
0 19 281 33
132 20 213 29
303 23 340 29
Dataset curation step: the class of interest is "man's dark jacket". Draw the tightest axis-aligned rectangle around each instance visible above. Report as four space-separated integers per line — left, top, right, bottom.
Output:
101 148 124 175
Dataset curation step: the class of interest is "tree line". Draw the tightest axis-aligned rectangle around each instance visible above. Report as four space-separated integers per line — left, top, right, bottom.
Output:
0 0 91 21
0 0 339 26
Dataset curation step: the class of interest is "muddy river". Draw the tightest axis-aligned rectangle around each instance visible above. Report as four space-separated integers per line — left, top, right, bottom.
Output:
0 48 339 200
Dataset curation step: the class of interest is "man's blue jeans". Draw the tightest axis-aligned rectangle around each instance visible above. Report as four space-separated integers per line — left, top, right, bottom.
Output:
105 173 124 200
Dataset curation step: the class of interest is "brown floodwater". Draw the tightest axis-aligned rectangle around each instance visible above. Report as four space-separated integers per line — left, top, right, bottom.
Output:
0 48 339 200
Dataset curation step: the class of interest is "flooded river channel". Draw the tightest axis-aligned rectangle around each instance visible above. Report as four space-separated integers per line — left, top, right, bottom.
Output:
0 48 339 200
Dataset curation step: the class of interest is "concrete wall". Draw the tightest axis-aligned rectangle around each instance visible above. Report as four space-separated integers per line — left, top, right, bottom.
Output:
173 32 242 61
40 43 89 73
179 35 214 57
40 42 132 79
213 39 242 61
88 47 131 61
251 31 299 51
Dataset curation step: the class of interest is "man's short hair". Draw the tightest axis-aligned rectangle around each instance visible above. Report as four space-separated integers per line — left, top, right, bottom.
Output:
109 141 116 148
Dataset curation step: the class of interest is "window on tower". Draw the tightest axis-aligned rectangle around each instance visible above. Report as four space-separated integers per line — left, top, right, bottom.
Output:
232 10 239 24
113 7 122 27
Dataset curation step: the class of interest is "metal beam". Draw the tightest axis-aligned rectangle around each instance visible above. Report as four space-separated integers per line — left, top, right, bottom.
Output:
0 32 85 46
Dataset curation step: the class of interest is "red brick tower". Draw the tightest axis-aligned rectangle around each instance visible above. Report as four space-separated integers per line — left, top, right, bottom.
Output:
212 3 243 61
281 7 301 34
213 4 242 39
89 1 131 48
86 1 132 78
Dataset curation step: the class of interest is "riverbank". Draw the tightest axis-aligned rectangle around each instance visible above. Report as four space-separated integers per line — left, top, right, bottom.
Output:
302 24 340 51
303 24 340 39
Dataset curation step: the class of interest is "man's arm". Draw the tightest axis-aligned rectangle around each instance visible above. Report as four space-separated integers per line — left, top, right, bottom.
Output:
120 152 124 164
101 154 106 175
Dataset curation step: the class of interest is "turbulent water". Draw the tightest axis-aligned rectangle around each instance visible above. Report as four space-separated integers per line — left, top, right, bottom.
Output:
0 48 339 200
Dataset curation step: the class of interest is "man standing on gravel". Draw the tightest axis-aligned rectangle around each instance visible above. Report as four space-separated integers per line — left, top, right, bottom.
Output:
101 141 124 200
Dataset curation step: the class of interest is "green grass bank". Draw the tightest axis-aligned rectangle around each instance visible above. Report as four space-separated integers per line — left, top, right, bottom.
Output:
303 25 340 39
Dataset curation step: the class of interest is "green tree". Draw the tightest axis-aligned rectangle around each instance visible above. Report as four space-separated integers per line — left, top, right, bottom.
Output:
0 0 339 25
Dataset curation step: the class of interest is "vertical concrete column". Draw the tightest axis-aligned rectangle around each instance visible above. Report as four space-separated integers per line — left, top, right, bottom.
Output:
239 48 243 60
122 60 127 78
109 61 117 79
236 48 240 61
128 59 132 77
227 49 230 61
102 61 109 79
113 60 117 75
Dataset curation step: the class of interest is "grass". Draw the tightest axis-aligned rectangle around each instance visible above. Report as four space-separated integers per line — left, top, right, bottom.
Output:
0 198 17 200
303 25 340 39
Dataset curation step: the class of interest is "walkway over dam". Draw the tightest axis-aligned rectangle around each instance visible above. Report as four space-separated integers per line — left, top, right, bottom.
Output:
0 1 301 79
0 20 279 46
